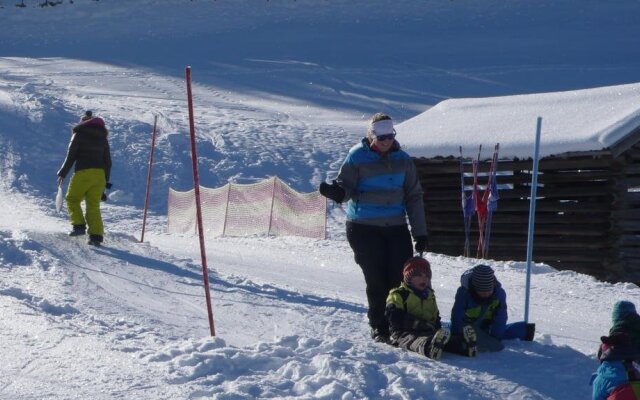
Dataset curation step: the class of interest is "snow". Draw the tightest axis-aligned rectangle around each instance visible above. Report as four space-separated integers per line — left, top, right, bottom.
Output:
1 0 640 398
398 83 640 159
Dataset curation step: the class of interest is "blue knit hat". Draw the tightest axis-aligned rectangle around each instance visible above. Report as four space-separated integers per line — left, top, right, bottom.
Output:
612 300 637 323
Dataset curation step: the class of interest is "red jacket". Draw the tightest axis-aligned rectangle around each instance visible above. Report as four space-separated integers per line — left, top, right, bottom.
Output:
608 382 639 400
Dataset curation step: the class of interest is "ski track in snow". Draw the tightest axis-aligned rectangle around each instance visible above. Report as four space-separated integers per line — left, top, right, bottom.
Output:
0 199 607 399
0 204 611 398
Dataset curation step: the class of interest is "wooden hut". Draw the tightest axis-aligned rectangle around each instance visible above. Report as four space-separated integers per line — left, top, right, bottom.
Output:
396 83 640 284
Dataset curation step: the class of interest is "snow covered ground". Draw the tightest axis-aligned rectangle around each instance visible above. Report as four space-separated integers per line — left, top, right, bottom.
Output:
1 0 640 398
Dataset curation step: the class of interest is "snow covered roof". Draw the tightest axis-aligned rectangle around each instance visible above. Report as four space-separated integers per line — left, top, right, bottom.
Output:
397 82 640 160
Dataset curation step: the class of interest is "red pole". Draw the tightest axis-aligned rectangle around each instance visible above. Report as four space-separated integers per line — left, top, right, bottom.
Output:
140 115 158 243
185 66 216 337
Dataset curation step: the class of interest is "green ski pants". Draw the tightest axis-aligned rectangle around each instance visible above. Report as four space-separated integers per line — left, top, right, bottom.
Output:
66 168 106 235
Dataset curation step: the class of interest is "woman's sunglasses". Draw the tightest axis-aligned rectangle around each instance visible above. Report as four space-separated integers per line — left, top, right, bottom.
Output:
375 133 396 141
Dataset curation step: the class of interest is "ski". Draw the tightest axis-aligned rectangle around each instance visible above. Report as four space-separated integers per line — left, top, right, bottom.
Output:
482 143 500 258
459 146 475 257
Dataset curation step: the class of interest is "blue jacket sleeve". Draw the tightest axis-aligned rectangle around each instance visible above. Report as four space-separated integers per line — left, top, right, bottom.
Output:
591 362 628 400
489 288 508 339
591 373 608 400
450 287 467 335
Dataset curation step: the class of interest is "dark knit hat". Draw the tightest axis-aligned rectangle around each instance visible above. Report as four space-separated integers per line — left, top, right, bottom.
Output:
601 332 629 347
612 300 637 323
81 110 93 121
471 264 495 293
403 257 431 284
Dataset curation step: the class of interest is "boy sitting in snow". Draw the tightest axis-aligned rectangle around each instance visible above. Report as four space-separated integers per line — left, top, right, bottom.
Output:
384 256 451 360
446 264 534 356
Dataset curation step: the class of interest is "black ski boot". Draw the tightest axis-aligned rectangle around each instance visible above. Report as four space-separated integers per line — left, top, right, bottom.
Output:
525 323 536 341
69 224 86 236
88 234 103 246
370 326 390 344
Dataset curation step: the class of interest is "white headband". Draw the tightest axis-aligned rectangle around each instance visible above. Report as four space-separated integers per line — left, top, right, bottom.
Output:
370 119 395 136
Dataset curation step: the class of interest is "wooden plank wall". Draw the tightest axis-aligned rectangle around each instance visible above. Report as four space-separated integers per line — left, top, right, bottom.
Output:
613 144 640 284
414 151 637 283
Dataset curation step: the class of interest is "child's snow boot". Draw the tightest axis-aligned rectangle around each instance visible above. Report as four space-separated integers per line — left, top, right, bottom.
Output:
462 325 478 357
427 328 451 360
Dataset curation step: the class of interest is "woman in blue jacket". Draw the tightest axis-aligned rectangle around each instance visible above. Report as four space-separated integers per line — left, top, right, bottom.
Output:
318 113 428 343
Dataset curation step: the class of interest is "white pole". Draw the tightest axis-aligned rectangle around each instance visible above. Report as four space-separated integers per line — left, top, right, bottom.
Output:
524 117 542 323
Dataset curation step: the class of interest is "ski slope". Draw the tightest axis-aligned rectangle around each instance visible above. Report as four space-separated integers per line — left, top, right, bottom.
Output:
2 0 640 398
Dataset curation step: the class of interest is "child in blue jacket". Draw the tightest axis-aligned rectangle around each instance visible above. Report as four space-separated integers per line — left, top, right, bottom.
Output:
446 264 534 356
591 332 640 400
591 301 640 400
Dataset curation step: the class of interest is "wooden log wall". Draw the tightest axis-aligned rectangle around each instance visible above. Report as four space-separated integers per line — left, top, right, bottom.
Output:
414 149 639 284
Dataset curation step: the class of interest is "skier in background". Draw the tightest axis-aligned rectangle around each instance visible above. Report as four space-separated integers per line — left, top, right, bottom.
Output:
318 112 428 343
57 110 112 246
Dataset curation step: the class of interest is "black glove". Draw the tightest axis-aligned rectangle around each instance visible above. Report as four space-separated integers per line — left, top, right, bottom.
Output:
319 180 345 203
101 182 112 201
414 235 428 253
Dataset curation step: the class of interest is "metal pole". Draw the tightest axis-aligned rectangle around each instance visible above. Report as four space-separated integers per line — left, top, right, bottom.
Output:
524 117 542 323
185 66 216 337
140 115 158 243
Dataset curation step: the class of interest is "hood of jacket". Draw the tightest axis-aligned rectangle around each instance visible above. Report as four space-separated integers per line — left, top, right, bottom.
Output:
72 118 108 139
